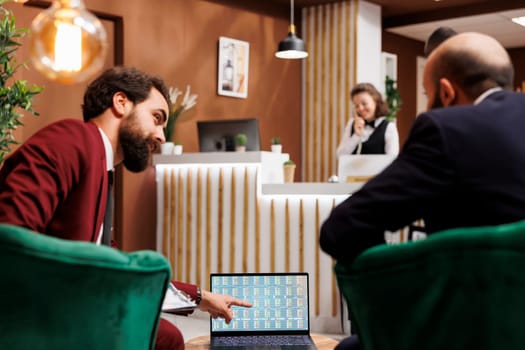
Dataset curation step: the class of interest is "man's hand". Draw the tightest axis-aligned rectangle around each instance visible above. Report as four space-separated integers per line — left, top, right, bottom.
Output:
198 290 252 324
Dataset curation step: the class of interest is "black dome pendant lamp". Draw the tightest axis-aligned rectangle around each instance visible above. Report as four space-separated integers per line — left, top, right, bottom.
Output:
275 0 308 59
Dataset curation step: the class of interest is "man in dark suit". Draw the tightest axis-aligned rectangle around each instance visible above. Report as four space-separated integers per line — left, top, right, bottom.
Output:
320 32 525 349
0 66 251 350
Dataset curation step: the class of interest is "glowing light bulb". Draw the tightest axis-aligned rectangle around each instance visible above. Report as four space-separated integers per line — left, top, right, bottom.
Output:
55 23 82 71
30 0 107 84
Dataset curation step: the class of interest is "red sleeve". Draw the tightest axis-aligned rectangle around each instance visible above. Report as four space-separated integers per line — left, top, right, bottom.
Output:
0 120 103 235
172 280 198 300
165 281 199 316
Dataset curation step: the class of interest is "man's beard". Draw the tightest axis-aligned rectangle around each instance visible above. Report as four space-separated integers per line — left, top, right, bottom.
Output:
119 111 157 173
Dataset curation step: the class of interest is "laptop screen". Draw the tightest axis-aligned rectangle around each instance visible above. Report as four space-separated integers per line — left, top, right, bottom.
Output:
210 273 310 334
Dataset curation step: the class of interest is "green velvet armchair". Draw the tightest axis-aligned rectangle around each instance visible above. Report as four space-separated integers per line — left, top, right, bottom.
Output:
0 223 171 350
335 219 525 350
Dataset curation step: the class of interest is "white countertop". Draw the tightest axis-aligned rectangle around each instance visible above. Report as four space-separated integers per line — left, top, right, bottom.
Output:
153 151 290 184
153 151 288 165
262 182 363 195
153 152 366 194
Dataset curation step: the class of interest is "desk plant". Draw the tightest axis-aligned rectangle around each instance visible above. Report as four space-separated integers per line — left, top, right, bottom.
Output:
173 140 183 155
270 137 282 153
235 133 247 152
0 1 42 164
283 159 296 183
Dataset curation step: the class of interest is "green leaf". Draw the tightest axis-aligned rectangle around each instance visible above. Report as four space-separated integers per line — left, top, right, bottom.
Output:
0 3 42 164
385 76 402 121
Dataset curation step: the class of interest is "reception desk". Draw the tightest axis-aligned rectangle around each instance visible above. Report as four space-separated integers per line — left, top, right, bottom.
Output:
153 152 368 333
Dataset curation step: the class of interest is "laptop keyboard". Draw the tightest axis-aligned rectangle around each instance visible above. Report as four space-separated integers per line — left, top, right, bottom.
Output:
213 335 313 346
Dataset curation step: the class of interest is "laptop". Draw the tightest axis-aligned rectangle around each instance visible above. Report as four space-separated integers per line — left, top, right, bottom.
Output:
210 272 317 349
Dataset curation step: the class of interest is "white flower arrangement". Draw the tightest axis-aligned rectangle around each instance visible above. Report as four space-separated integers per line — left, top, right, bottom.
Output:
165 85 198 142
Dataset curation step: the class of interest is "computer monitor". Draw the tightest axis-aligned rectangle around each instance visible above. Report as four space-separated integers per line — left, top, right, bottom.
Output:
197 118 261 152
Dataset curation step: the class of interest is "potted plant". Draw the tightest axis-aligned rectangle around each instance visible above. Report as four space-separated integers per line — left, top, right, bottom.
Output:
270 137 282 153
385 75 402 121
0 2 42 165
235 133 247 152
160 142 175 155
173 141 183 155
162 85 197 154
283 159 296 183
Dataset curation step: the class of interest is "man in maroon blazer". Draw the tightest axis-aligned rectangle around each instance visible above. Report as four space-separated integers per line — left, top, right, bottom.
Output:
0 66 251 350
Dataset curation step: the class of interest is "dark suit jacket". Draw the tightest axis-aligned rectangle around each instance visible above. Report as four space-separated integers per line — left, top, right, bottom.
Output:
0 119 198 298
320 90 525 262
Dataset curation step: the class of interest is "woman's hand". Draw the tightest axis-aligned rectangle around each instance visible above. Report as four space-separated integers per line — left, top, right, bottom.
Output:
353 116 365 136
198 290 253 324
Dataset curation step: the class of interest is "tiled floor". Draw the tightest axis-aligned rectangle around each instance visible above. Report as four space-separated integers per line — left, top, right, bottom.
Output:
161 311 348 344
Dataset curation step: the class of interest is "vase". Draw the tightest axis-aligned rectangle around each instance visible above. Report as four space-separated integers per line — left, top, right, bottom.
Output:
283 164 296 183
173 144 183 155
236 145 246 152
271 144 282 153
161 142 175 155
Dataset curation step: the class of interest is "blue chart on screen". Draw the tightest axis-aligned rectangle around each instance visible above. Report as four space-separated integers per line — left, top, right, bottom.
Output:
209 273 317 349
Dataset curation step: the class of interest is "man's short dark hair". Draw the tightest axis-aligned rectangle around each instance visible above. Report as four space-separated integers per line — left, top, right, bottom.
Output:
82 66 170 121
424 27 457 57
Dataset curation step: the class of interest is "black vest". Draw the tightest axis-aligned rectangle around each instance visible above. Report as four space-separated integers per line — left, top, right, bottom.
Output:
351 119 389 154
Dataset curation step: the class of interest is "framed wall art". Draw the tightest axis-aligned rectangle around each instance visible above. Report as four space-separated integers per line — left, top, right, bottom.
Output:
217 36 249 98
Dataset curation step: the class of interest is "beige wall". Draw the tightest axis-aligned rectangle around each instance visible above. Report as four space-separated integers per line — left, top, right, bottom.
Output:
381 31 424 147
5 0 302 251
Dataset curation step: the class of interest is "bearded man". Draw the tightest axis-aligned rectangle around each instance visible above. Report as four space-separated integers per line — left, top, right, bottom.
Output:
0 66 251 350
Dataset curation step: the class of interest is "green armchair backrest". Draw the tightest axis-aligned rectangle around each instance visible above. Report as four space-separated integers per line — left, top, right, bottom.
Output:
335 219 525 350
0 223 171 350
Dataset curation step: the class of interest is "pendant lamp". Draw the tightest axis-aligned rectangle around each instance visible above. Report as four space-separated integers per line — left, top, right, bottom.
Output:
29 0 108 84
275 0 308 59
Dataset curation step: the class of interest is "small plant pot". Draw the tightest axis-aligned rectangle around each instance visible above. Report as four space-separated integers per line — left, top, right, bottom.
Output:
271 144 282 153
161 142 175 155
283 164 296 183
173 144 183 155
236 145 246 152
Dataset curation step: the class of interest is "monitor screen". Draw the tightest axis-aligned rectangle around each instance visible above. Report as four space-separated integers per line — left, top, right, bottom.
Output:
197 118 261 152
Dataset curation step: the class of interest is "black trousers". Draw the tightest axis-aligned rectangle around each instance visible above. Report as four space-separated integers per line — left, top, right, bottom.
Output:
335 335 361 350
338 298 361 350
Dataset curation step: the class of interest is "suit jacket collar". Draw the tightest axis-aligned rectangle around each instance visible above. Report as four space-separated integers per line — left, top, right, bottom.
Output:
474 87 503 105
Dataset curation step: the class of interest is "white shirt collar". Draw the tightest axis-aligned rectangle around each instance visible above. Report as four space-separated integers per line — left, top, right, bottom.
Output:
98 128 114 171
367 116 385 127
376 116 386 124
474 87 503 105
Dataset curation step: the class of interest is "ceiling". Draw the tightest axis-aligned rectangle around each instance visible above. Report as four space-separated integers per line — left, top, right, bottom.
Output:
387 8 525 49
270 0 525 48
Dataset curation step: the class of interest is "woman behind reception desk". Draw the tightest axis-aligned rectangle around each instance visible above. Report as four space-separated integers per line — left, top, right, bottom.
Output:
336 83 399 158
